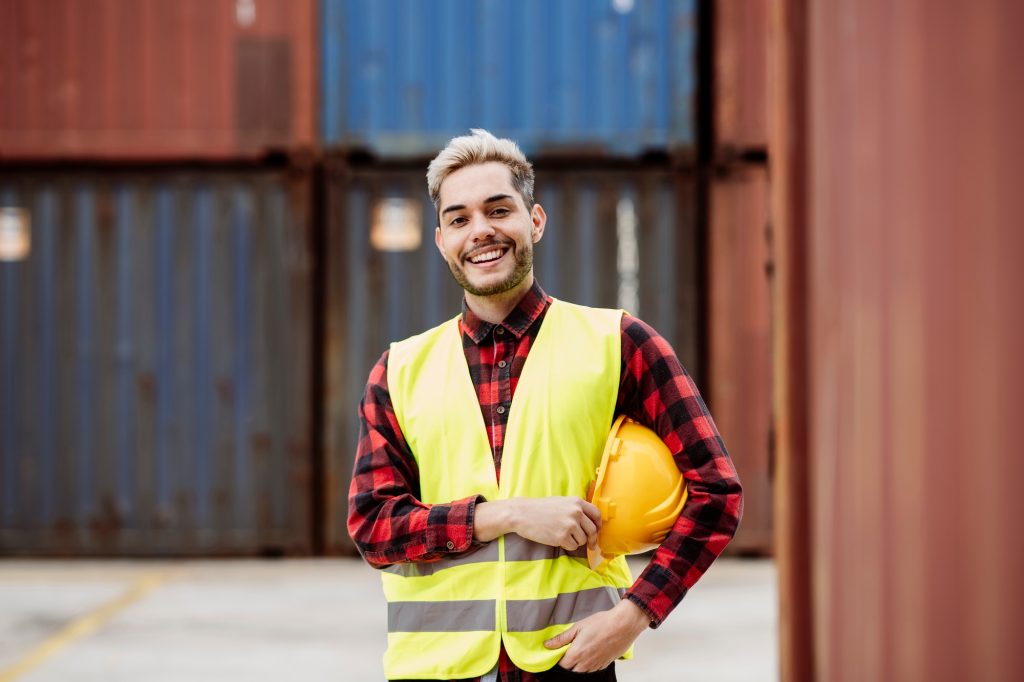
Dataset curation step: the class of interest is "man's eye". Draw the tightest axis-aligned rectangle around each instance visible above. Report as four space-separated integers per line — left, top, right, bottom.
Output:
491 208 510 217
450 216 467 227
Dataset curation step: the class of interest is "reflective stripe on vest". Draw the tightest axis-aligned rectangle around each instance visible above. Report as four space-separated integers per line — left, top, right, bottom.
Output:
387 586 625 633
383 299 635 679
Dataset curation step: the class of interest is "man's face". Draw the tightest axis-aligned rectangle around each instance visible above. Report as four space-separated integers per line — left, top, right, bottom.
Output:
434 162 546 298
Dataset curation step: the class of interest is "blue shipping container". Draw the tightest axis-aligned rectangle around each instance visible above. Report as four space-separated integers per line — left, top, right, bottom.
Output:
321 0 697 157
0 170 313 556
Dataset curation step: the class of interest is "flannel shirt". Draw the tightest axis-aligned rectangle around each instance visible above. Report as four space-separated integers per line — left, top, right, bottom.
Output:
348 281 743 682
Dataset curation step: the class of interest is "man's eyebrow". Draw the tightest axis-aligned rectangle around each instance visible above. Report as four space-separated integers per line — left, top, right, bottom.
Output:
440 194 513 216
440 203 466 216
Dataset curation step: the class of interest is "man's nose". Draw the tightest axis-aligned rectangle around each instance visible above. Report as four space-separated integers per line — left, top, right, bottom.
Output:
468 212 496 240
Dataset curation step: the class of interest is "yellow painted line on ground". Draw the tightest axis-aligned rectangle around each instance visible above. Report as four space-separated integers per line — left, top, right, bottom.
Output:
0 571 173 682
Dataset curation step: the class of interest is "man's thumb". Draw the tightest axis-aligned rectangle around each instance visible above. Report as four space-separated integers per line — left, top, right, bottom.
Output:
544 625 578 649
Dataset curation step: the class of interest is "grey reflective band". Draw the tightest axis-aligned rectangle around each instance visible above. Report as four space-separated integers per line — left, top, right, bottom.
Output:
503 535 588 562
506 586 625 632
382 541 500 577
383 536 585 578
387 587 623 633
388 599 497 632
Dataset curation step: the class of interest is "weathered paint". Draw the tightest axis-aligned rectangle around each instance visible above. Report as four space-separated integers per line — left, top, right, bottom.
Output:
768 0 814 678
320 0 697 157
322 164 698 554
714 0 769 154
708 164 772 554
772 0 1024 679
0 0 316 160
0 169 313 555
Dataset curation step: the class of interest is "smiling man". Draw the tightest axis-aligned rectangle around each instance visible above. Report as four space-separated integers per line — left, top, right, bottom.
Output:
348 129 743 682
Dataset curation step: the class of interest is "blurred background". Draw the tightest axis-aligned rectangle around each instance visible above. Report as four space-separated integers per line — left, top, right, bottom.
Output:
0 0 1021 680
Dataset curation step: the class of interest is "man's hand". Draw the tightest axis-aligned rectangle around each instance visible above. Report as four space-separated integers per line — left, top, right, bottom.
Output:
542 599 650 673
473 496 601 551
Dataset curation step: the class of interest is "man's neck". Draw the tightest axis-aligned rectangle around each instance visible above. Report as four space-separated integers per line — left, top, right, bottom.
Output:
464 274 534 324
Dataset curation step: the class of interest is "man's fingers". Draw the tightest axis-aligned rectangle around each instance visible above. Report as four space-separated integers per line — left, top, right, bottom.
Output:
544 624 578 650
581 499 602 528
580 514 599 544
566 528 585 550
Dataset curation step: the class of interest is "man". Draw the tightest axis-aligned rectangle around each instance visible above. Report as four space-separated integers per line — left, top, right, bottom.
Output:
349 129 742 681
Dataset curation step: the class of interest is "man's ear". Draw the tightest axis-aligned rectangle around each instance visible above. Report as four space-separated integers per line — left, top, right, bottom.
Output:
531 203 547 243
434 225 445 256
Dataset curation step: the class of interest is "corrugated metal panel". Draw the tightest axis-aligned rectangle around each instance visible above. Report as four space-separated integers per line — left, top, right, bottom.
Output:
708 165 772 555
0 169 313 555
0 0 316 160
768 0 813 678
323 165 698 554
773 0 1024 679
715 0 769 153
320 0 697 157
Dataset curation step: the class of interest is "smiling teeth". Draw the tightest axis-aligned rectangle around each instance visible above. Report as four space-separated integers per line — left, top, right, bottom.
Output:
469 249 503 263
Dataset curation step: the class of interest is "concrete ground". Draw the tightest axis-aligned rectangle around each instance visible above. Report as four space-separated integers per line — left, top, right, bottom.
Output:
0 557 777 681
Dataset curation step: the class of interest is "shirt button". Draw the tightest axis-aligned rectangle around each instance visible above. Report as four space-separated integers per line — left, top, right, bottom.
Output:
498 360 507 368
496 327 504 335
446 541 455 550
496 405 506 414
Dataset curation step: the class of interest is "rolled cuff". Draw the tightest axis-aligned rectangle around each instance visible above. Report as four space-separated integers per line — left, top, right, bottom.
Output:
624 564 690 629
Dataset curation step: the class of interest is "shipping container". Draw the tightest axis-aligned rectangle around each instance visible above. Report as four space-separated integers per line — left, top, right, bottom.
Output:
708 164 772 554
772 0 1024 679
0 0 316 160
322 164 698 554
714 0 769 154
0 168 314 556
320 0 697 158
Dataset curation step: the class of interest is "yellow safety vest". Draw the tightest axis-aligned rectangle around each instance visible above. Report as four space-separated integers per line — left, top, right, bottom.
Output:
383 299 634 680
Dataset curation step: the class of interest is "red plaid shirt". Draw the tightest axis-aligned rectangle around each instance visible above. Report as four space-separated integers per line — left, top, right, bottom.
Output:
348 282 743 682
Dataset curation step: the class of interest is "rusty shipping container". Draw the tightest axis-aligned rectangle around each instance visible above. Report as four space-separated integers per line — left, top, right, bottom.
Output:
0 0 316 160
322 165 699 554
771 0 1024 679
714 0 769 154
0 169 314 555
708 165 772 554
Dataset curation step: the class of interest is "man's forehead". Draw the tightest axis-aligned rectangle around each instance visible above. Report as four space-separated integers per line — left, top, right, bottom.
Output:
439 162 516 203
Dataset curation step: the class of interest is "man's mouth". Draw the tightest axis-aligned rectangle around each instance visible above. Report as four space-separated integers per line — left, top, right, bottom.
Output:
465 245 509 265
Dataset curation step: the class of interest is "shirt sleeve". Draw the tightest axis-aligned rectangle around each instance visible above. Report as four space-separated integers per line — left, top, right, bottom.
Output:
347 350 482 568
617 316 744 627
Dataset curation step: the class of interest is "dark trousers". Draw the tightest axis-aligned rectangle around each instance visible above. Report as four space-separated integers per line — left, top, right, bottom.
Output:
393 662 616 682
541 662 616 680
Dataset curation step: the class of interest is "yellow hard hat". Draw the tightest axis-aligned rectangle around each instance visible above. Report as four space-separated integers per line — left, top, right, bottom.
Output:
587 415 687 571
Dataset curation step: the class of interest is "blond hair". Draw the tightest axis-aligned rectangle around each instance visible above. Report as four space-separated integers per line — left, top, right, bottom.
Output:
426 129 535 217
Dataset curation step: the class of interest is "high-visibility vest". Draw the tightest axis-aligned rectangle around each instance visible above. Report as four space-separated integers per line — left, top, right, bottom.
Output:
383 299 634 680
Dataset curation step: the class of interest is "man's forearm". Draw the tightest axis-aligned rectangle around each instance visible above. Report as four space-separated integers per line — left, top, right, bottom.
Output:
350 494 481 568
472 499 517 542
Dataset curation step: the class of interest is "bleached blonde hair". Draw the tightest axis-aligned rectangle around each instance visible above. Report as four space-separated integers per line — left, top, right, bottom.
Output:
426 129 535 218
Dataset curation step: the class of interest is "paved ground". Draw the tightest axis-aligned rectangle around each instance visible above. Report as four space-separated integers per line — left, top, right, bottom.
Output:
0 557 777 681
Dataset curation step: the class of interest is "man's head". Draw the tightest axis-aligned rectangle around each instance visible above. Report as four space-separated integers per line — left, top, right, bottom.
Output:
429 130 546 301
427 129 535 217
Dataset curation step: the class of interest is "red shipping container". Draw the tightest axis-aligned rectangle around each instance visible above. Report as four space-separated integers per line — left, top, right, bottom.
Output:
0 0 315 160
715 0 770 154
708 165 773 555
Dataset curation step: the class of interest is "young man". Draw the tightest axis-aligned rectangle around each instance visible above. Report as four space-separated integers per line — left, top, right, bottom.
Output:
348 129 742 681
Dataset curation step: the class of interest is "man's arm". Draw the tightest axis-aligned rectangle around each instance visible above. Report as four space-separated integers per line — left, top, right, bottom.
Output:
542 315 743 673
349 351 607 565
347 351 481 567
616 315 744 626
473 496 602 551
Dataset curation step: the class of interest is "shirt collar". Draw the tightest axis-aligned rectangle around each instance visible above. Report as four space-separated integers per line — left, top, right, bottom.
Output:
460 280 551 344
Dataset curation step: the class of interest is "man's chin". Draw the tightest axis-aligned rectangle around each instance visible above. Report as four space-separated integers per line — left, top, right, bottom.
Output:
457 270 527 298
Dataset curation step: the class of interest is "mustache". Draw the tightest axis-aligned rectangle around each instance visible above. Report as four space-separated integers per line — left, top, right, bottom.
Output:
462 239 514 262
